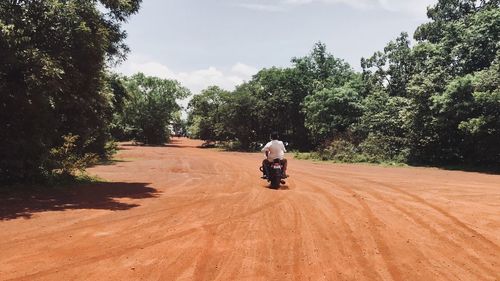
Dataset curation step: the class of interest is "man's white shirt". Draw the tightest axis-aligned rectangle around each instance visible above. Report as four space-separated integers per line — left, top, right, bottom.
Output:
262 140 286 161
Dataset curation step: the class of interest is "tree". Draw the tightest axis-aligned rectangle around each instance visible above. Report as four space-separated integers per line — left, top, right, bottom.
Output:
430 58 500 164
404 0 500 164
108 73 132 140
292 42 354 86
221 84 259 149
414 0 499 75
171 112 187 137
187 86 230 142
188 43 360 151
121 73 189 145
303 85 363 144
0 0 141 183
361 32 415 97
251 68 296 143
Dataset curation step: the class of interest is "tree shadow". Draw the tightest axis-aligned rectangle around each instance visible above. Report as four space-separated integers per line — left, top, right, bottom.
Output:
120 139 196 149
95 158 129 166
164 143 196 149
121 143 166 147
0 182 158 220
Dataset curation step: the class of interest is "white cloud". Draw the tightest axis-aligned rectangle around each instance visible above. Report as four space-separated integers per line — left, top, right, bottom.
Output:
284 0 372 9
114 56 258 115
237 0 436 18
114 55 258 95
235 3 285 12
375 0 435 17
231 62 259 77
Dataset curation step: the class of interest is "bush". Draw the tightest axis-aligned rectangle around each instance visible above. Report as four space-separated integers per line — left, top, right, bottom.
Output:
359 133 409 163
316 139 358 161
48 134 98 177
103 141 119 160
307 133 409 164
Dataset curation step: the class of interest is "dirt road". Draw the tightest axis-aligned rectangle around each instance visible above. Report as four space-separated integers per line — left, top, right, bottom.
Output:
1 138 499 280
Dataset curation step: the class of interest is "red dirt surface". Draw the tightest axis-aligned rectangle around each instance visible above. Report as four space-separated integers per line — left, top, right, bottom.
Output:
1 138 499 280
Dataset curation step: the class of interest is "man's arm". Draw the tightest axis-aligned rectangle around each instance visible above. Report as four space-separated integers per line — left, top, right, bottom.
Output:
281 141 286 153
261 142 271 152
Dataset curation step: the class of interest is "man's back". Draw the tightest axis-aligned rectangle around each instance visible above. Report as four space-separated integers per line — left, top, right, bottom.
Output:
262 140 286 160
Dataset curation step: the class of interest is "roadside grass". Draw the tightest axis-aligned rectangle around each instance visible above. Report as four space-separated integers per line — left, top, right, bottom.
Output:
196 140 498 174
200 141 261 152
292 151 500 174
292 151 408 167
418 164 500 175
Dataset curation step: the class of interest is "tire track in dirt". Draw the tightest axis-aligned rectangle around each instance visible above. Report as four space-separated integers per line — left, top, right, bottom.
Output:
1 153 247 251
309 168 500 255
294 169 467 280
5 194 287 281
2 139 500 281
367 179 500 251
351 178 500 280
363 187 496 280
354 176 500 250
314 172 499 280
319 187 400 279
291 175 384 280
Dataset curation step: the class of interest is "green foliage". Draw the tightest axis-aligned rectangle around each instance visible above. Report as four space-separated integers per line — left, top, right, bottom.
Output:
358 134 410 163
188 0 499 166
49 134 98 177
2 0 497 182
361 32 415 97
362 0 500 165
108 73 134 141
222 85 260 149
303 85 363 143
357 91 410 137
187 86 231 142
430 60 500 163
171 112 187 136
318 139 358 162
0 0 141 184
187 42 358 151
120 73 189 145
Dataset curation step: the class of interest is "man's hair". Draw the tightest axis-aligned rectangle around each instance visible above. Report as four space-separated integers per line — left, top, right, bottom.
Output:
271 132 279 140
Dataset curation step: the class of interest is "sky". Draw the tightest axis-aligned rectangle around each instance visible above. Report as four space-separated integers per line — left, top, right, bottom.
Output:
115 0 437 95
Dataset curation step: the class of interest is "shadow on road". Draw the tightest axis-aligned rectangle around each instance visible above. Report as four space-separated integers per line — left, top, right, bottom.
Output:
262 185 290 191
0 182 158 220
120 139 196 149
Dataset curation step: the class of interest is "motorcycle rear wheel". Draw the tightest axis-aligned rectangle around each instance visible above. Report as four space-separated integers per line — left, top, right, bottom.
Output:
270 175 280 189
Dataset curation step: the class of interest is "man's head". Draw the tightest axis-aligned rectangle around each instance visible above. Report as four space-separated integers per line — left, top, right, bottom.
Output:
271 132 279 140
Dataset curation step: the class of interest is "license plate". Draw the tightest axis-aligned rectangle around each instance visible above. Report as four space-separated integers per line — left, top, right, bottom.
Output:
273 164 281 169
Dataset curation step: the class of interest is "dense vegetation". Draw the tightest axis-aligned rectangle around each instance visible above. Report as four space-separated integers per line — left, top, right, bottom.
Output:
110 73 190 144
0 1 186 184
1 0 498 184
187 0 500 166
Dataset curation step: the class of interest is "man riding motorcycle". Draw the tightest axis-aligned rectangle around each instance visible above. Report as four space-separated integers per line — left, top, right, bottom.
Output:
261 132 288 179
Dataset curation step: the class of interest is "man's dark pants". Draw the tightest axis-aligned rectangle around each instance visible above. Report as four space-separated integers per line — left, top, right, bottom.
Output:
262 158 288 177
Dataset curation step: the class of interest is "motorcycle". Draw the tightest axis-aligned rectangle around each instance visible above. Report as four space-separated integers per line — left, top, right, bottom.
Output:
260 158 286 189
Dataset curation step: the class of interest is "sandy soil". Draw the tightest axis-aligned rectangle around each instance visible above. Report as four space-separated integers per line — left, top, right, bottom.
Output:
1 138 499 281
